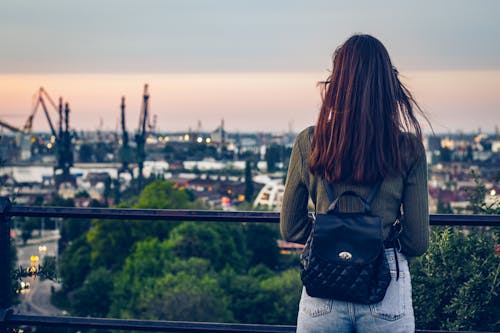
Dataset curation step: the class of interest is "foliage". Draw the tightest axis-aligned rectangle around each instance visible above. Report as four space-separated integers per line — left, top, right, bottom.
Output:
59 236 91 292
136 260 233 322
19 217 41 245
412 171 500 331
71 267 114 317
111 239 232 322
244 160 254 203
10 242 19 305
220 266 301 325
411 227 500 331
110 238 173 318
466 170 499 214
166 222 249 272
40 256 57 281
244 223 281 269
86 180 193 271
57 178 299 324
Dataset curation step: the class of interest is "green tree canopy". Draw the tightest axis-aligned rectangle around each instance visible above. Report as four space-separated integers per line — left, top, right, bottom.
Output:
411 227 499 331
87 180 193 271
166 222 249 272
111 238 232 322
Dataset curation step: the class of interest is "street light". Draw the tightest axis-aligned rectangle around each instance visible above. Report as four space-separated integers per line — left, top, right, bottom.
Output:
38 245 47 256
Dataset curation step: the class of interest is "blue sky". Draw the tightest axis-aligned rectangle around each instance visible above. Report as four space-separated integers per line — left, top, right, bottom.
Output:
1 0 499 73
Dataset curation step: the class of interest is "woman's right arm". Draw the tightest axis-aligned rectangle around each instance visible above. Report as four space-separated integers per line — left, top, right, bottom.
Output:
280 136 311 244
400 140 430 257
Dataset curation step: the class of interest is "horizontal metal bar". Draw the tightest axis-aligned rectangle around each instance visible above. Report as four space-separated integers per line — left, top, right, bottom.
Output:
4 205 500 226
5 314 496 333
5 206 280 223
6 314 295 332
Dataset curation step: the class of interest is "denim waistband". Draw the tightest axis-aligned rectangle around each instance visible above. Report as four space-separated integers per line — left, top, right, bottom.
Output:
384 248 407 262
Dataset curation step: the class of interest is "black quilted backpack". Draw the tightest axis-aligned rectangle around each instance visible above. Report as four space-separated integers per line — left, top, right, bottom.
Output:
300 179 400 304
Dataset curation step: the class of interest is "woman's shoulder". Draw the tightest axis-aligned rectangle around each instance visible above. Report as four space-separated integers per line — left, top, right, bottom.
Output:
398 132 426 172
296 126 315 144
399 132 424 153
292 126 314 155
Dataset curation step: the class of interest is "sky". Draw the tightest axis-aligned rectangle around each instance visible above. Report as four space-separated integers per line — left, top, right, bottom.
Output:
0 0 499 133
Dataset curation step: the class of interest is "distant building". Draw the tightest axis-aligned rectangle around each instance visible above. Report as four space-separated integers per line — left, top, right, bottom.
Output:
253 182 285 211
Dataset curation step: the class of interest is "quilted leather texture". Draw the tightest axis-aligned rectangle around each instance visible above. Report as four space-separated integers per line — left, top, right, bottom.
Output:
300 240 391 304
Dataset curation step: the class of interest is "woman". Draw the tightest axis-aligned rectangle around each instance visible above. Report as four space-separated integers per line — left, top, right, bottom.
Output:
280 34 429 333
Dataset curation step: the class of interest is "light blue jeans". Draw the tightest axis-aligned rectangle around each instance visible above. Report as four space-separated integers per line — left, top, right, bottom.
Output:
297 249 414 333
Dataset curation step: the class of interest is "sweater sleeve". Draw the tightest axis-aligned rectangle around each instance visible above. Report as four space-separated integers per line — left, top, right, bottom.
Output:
280 135 311 244
400 140 430 256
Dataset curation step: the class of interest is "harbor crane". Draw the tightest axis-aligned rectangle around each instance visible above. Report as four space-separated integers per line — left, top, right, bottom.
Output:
54 100 75 188
134 84 150 190
0 87 62 161
118 96 133 178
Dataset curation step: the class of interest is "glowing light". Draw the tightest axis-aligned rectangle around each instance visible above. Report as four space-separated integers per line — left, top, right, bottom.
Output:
47 143 53 149
491 189 496 196
184 134 190 141
206 138 211 143
38 245 47 255
197 137 203 143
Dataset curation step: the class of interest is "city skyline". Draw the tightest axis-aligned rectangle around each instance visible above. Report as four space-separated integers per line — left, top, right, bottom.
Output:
1 1 499 133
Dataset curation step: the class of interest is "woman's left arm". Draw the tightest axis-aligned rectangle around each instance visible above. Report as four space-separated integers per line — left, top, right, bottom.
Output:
280 137 311 244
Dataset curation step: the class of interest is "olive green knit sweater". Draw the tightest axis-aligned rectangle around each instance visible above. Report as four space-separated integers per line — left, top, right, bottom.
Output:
280 126 429 257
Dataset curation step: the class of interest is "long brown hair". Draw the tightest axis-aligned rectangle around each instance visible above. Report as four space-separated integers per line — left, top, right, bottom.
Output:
310 34 425 184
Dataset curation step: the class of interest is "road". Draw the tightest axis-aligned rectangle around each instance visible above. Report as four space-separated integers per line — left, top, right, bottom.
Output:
13 230 65 316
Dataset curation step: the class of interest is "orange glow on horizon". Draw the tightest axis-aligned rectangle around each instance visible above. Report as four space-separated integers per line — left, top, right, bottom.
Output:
0 70 499 133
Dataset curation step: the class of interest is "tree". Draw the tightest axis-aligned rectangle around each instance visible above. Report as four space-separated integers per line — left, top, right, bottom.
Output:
255 269 302 324
411 227 499 331
244 160 254 203
20 217 40 245
219 266 301 324
71 267 114 317
87 180 193 271
244 224 281 269
165 222 249 272
467 170 500 215
111 239 232 322
411 171 500 331
59 236 91 292
137 265 233 322
265 144 281 172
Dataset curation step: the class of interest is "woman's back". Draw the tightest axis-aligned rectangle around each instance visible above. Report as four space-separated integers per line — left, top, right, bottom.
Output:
280 126 429 257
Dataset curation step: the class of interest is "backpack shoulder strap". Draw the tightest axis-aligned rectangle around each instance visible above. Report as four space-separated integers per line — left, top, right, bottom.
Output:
322 178 335 202
366 179 383 205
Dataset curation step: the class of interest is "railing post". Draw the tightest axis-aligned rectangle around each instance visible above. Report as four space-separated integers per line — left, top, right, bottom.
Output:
0 197 12 332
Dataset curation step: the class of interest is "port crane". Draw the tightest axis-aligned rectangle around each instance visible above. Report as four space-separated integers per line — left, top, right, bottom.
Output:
0 87 63 162
118 96 133 178
53 100 75 188
30 87 74 185
134 84 150 190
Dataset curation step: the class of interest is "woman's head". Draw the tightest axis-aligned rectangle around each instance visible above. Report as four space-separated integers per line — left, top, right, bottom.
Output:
310 34 426 183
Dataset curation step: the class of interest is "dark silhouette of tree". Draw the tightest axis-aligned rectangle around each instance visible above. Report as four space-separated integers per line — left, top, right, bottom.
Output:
244 160 254 203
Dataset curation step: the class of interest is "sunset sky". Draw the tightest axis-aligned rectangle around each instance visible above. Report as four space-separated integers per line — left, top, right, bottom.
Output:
1 1 499 133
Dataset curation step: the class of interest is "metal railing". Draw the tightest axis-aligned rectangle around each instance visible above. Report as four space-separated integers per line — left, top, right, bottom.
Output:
1 196 499 333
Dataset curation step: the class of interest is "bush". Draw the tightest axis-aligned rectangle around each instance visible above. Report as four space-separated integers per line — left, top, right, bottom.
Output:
411 227 500 331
